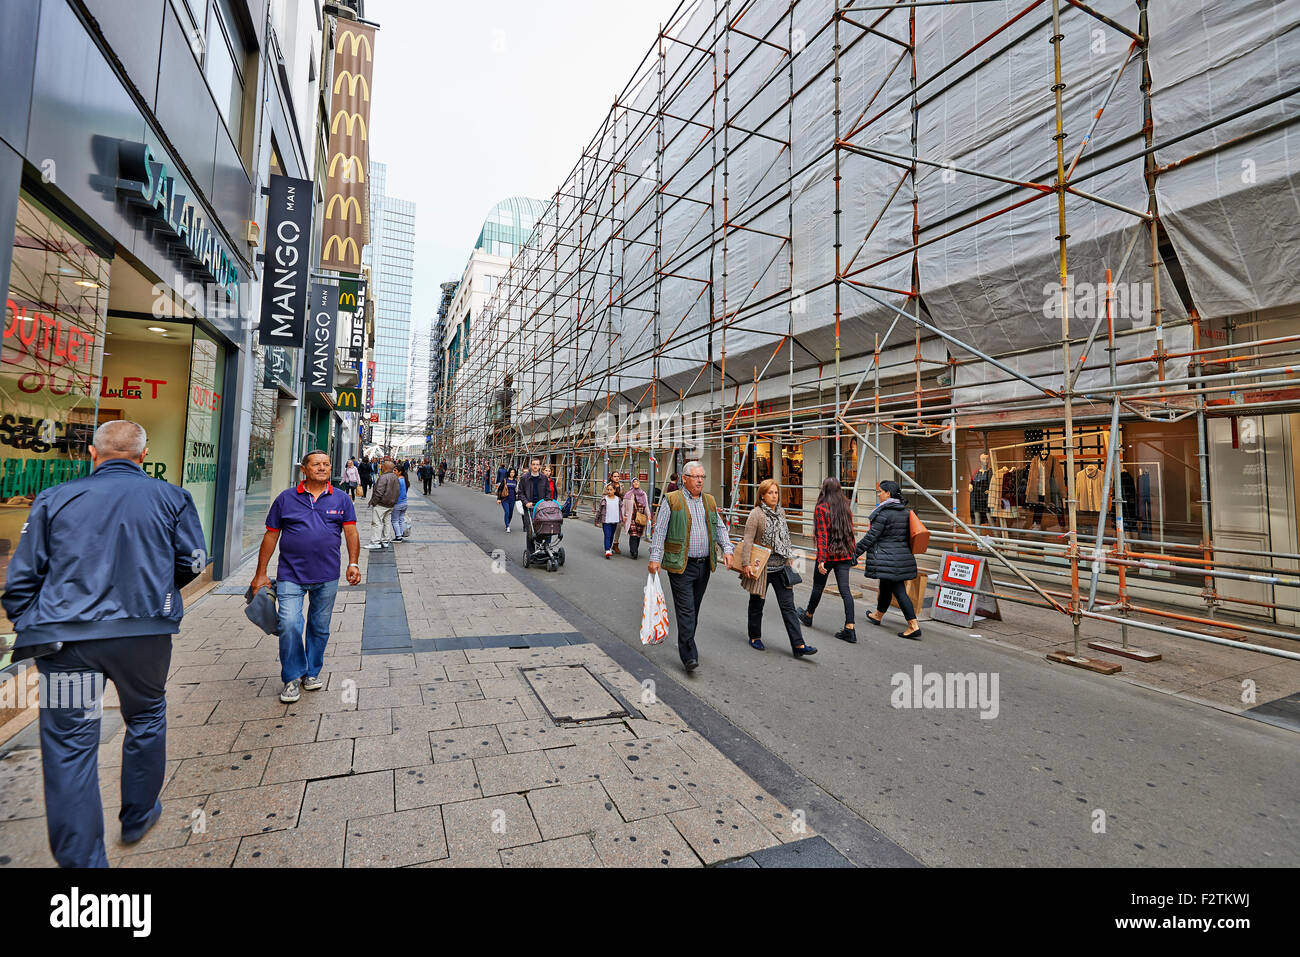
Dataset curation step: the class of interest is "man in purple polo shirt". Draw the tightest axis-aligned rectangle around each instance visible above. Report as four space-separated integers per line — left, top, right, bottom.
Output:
250 450 362 702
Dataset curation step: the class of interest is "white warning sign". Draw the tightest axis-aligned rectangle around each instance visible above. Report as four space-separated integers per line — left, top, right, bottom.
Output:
930 552 1001 627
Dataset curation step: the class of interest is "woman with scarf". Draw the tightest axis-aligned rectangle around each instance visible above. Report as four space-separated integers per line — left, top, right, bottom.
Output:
797 476 859 643
619 476 651 559
738 479 817 657
855 479 922 639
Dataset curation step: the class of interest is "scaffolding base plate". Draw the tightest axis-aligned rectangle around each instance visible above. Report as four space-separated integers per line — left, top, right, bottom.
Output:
1086 640 1161 663
1046 650 1122 674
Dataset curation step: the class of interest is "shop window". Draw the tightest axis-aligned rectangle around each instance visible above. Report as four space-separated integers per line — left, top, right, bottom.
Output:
99 317 191 487
1 192 109 599
781 443 803 513
896 433 949 525
240 348 278 556
98 316 227 556
1122 419 1202 547
184 327 225 552
831 434 858 490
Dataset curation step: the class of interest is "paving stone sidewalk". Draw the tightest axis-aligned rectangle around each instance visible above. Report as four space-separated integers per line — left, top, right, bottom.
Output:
0 491 827 867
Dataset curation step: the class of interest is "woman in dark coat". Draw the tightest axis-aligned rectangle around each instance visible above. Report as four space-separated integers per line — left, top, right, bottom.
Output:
855 479 922 639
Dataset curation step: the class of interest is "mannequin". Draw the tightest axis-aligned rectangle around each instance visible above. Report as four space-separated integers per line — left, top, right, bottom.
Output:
968 452 991 526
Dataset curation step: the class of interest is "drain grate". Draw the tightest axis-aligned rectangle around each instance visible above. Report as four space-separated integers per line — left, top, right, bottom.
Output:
521 665 632 725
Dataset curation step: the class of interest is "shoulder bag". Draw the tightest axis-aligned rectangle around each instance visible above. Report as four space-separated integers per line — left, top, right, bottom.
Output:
908 509 931 554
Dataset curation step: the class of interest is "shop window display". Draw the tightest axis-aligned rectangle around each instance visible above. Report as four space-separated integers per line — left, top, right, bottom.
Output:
781 442 804 513
184 327 226 552
901 421 1203 559
241 347 280 555
1 192 110 594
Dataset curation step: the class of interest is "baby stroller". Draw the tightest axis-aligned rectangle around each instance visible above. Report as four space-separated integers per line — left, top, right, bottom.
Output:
522 499 568 572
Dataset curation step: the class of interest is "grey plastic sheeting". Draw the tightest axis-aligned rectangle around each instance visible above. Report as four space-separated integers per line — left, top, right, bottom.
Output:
1149 0 1300 319
467 0 1274 425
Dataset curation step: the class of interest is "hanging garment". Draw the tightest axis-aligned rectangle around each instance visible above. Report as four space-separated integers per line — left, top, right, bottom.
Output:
1138 469 1153 535
988 469 1006 518
1027 454 1061 506
1117 470 1137 526
989 467 1019 519
1076 464 1105 511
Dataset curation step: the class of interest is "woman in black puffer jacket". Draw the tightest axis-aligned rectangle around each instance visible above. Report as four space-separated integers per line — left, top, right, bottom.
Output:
854 480 922 639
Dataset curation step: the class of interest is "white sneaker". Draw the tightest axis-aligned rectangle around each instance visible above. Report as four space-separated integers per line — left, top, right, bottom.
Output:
302 674 323 692
365 542 386 550
280 680 300 703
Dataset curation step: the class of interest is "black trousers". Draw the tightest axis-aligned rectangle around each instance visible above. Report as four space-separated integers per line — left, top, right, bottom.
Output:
36 635 172 868
422 477 432 494
667 557 711 663
876 578 917 621
628 534 641 559
359 481 371 497
806 560 854 626
748 570 804 648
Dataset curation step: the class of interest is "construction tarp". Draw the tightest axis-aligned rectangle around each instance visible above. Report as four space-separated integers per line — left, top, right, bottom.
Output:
454 0 1289 448
1149 0 1300 318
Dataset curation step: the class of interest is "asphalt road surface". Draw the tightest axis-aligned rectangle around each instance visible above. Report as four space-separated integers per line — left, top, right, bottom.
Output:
427 481 1298 867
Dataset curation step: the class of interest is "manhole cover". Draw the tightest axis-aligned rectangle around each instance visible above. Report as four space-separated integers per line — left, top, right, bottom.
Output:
521 665 630 724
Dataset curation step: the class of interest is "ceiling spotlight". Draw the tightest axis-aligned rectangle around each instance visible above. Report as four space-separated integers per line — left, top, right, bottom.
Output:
148 326 167 332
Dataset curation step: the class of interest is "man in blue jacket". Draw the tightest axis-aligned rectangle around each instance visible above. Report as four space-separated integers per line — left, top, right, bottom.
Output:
1 420 206 868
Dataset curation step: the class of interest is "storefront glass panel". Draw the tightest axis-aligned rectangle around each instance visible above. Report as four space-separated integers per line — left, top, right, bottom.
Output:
781 442 804 514
1 192 109 591
184 326 226 552
100 317 191 484
242 347 279 555
99 315 228 555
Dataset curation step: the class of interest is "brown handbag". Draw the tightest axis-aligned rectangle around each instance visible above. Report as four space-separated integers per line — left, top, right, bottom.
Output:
908 509 930 554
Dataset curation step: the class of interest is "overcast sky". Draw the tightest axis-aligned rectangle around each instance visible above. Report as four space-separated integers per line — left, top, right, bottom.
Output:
364 0 680 329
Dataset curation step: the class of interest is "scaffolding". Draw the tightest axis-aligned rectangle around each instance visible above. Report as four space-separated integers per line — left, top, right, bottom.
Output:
438 0 1300 663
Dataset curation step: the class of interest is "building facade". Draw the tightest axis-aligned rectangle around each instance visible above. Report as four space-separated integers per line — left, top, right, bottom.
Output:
0 0 392 685
362 159 416 439
440 2 1300 642
437 197 544 482
426 279 457 459
0 0 327 608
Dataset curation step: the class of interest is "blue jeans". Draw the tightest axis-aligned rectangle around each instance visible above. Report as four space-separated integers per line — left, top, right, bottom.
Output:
36 635 171 867
603 522 618 552
276 578 339 684
503 498 515 528
392 502 408 538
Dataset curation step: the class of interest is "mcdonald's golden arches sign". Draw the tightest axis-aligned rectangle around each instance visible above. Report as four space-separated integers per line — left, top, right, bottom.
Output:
320 18 377 272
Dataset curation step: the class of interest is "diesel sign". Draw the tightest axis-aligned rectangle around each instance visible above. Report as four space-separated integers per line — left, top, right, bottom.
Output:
259 174 313 348
349 282 366 360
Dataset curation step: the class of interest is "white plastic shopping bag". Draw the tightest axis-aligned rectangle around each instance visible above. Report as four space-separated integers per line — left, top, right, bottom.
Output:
640 573 670 645
515 500 524 518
